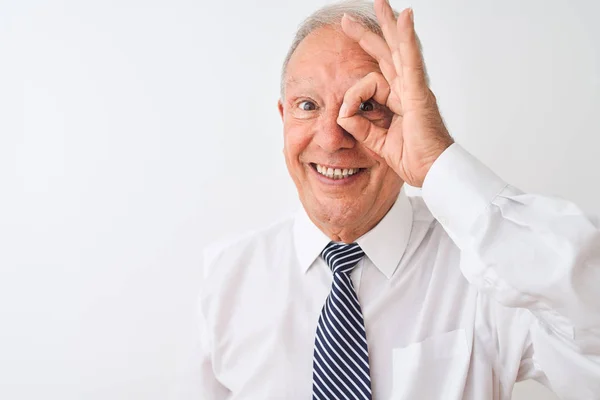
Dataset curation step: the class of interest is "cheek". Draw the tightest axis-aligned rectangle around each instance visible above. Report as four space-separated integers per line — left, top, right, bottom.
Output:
377 167 402 197
367 158 400 191
283 121 313 163
283 123 314 190
363 145 384 164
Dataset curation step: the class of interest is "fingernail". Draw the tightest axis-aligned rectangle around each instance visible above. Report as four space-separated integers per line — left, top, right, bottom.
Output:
339 103 348 117
408 8 414 22
344 13 358 22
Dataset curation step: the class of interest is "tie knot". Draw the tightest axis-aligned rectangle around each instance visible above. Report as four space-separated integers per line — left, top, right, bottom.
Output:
321 242 365 275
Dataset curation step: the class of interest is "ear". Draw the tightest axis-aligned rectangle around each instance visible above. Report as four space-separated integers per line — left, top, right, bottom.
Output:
277 99 284 121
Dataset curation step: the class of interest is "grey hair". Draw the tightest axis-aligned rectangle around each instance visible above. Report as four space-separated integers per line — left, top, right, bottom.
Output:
280 0 427 98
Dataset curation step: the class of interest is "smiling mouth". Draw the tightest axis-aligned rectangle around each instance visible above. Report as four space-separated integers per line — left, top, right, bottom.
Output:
310 163 366 180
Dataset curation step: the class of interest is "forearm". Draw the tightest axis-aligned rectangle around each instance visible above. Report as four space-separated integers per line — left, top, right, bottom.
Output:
422 144 600 329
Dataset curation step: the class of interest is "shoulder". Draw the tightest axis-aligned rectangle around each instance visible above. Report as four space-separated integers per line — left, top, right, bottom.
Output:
201 213 296 283
198 214 297 313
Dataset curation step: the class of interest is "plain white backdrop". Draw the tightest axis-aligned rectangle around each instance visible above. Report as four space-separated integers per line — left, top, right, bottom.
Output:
1 0 598 399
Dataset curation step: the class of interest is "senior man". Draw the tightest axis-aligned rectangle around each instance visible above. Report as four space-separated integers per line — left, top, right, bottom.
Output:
179 0 600 399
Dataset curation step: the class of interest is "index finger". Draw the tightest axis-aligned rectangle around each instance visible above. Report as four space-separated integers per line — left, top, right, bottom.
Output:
337 72 392 153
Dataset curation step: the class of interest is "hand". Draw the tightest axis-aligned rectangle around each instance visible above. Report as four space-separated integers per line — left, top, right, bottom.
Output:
338 0 454 188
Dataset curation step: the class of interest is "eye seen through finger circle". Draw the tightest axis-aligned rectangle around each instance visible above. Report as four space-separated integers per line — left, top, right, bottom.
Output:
359 100 375 112
355 99 392 125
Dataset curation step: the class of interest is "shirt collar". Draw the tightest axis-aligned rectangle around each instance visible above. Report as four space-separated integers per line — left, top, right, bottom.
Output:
293 187 413 279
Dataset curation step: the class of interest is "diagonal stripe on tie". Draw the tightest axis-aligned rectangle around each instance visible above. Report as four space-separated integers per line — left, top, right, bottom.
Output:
313 242 372 400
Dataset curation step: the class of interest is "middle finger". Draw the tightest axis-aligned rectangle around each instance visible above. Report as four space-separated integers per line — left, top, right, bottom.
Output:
374 0 400 70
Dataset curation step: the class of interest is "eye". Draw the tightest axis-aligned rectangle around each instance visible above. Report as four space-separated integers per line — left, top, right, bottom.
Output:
359 100 375 112
298 100 317 111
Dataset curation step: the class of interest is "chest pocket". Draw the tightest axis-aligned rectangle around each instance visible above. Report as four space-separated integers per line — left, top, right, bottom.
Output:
391 329 471 400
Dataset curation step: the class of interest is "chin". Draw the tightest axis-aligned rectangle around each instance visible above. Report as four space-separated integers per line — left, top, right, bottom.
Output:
308 196 368 228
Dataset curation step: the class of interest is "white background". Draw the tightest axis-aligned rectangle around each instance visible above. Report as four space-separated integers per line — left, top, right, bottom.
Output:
1 0 598 399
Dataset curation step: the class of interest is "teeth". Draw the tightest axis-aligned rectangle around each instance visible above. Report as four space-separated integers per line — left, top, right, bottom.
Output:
314 164 361 179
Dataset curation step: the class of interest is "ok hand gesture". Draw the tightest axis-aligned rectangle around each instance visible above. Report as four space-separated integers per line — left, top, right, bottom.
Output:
338 0 454 188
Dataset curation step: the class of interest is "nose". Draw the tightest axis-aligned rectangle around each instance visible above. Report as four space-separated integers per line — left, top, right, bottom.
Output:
313 109 356 152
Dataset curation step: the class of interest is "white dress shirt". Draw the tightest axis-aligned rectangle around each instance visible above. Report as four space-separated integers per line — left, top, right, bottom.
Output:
174 144 600 400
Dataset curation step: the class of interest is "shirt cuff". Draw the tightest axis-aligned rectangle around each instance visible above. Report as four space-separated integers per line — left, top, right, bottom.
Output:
421 143 508 237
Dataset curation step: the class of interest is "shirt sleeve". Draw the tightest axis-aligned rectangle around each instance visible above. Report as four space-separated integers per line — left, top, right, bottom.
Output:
421 143 600 399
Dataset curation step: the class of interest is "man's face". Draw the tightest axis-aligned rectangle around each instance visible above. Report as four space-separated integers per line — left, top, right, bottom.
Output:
279 26 403 238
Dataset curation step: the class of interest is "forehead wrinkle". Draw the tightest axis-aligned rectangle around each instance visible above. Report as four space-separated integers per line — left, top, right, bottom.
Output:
286 45 380 92
285 76 315 87
285 59 381 98
284 25 381 96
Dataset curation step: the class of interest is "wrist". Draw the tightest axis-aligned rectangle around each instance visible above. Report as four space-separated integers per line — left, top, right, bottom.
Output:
416 136 454 187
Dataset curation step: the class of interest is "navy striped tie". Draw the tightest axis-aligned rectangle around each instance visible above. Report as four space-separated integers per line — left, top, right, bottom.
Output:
312 242 372 400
